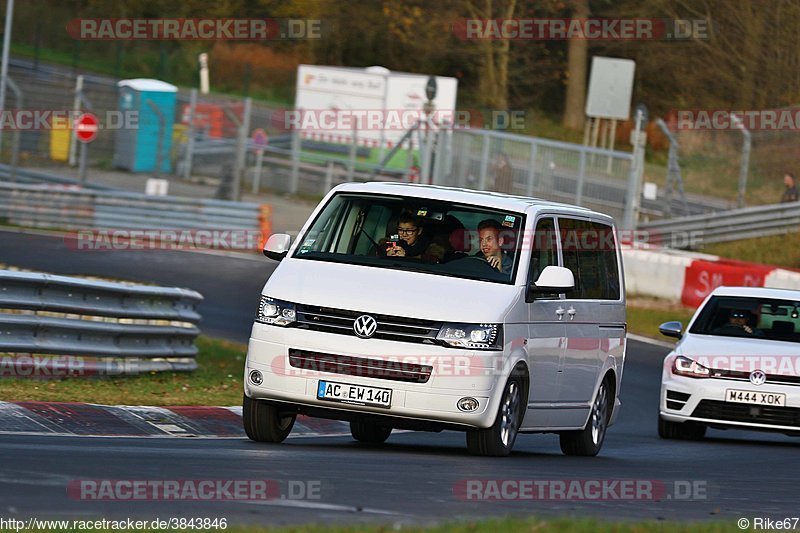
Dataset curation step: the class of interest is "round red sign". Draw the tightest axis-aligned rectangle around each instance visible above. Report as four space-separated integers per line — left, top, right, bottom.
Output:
75 113 99 143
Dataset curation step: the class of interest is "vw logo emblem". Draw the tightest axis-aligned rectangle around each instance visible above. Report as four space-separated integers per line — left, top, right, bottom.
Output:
353 315 377 339
749 369 767 386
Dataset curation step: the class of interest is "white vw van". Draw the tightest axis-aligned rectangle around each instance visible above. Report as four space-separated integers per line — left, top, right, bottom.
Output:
243 183 626 456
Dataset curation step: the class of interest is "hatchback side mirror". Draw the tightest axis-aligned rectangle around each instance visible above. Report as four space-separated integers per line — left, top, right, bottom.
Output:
659 321 683 339
264 234 291 261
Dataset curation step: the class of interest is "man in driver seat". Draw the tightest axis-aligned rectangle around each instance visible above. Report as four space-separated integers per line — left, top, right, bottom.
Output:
475 219 514 275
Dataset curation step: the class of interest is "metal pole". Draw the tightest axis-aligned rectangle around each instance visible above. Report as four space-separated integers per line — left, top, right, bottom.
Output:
526 141 537 196
232 97 252 202
251 149 264 193
622 109 644 229
348 123 357 182
478 132 490 190
731 114 751 208
182 88 197 179
0 0 14 154
606 118 617 173
6 77 21 181
289 108 301 195
79 141 88 185
575 148 586 206
69 75 84 166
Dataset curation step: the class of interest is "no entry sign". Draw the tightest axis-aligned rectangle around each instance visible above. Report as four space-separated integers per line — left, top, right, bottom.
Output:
75 113 99 143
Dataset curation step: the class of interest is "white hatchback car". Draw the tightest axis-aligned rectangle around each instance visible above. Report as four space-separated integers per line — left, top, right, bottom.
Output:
659 286 800 439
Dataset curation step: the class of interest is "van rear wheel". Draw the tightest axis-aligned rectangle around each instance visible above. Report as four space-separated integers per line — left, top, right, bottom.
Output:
350 421 392 444
242 394 296 443
559 378 611 456
466 376 523 457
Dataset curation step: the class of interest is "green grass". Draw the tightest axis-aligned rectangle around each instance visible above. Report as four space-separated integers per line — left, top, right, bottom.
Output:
32 517 752 533
626 298 697 341
705 233 800 270
0 336 245 406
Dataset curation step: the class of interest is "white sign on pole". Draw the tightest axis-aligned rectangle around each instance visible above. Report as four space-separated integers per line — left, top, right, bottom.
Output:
585 57 636 120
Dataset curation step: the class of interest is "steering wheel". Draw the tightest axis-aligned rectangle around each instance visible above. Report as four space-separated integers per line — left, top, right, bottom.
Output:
455 255 499 272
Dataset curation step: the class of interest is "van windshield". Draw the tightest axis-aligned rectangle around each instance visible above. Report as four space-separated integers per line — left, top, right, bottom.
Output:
292 193 525 284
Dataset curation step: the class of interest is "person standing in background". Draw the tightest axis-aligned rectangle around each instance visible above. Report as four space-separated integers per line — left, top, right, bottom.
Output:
781 172 798 202
490 152 513 194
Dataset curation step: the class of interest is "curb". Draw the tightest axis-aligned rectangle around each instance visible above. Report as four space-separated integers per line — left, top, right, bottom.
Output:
0 401 350 438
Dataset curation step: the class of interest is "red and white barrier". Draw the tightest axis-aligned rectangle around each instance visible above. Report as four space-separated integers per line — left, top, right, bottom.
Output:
622 248 800 307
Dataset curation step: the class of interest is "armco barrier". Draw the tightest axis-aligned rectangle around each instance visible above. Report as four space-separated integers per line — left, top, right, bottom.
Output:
0 270 203 375
0 182 268 251
622 248 800 307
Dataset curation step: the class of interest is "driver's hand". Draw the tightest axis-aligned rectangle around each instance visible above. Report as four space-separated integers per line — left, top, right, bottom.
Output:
486 255 501 270
394 247 406 257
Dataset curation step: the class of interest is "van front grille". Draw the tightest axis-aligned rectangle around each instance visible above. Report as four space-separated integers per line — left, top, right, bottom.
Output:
288 349 433 383
295 304 441 345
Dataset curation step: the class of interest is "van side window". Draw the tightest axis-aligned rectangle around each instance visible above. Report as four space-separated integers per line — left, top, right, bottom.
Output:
529 217 557 284
559 218 620 300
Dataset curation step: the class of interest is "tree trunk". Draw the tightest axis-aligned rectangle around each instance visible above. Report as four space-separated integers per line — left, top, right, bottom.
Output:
562 0 589 130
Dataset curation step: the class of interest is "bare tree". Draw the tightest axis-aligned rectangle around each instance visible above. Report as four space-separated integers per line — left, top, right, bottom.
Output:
562 0 590 130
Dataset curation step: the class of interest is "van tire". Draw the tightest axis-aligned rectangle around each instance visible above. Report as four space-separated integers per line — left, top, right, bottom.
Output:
350 421 392 444
559 378 612 456
466 376 523 457
243 394 296 443
658 415 706 440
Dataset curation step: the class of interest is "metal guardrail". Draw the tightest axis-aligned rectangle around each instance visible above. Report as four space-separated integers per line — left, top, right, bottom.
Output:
0 164 113 189
638 201 800 247
0 181 268 249
0 270 203 374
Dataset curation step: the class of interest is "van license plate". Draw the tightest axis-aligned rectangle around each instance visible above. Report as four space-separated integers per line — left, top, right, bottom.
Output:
317 380 392 408
725 389 786 407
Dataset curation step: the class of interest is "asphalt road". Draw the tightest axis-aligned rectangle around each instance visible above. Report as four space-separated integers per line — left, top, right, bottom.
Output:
1 229 798 526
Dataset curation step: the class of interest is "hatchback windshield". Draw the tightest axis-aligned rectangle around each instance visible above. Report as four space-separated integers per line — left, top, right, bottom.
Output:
292 193 525 284
689 296 800 343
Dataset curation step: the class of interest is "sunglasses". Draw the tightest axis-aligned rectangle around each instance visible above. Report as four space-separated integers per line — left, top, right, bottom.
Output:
730 312 746 318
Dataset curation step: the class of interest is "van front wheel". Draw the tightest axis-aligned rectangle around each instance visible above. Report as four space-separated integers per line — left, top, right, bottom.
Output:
243 394 296 443
559 378 611 456
466 377 523 457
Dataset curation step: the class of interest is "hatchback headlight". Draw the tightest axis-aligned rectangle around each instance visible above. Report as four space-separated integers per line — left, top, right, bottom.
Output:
256 296 297 327
437 323 502 350
671 355 710 378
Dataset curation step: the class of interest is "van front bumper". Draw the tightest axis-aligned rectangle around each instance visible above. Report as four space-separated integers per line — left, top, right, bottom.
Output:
243 323 508 429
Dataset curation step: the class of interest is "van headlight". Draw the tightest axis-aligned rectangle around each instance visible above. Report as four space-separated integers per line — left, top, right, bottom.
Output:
436 323 502 350
256 296 297 327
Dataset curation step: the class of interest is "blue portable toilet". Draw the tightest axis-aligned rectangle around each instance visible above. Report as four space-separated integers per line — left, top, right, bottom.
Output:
113 78 177 173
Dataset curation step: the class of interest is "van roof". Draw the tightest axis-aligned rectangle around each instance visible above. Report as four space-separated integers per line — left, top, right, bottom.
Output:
333 182 613 221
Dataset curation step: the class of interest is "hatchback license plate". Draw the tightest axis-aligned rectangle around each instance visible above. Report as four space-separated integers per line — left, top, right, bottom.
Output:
317 380 392 408
725 389 786 407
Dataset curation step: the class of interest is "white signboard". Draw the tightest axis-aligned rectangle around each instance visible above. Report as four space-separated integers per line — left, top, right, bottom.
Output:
585 57 635 120
294 65 458 146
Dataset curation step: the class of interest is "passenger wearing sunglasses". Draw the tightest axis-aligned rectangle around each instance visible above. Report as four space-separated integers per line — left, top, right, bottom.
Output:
714 309 759 336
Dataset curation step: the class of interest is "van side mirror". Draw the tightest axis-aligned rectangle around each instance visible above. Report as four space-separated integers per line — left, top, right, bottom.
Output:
264 234 292 261
659 321 683 339
527 266 575 301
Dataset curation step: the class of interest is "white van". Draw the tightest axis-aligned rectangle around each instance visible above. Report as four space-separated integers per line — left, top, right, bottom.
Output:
243 183 626 456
